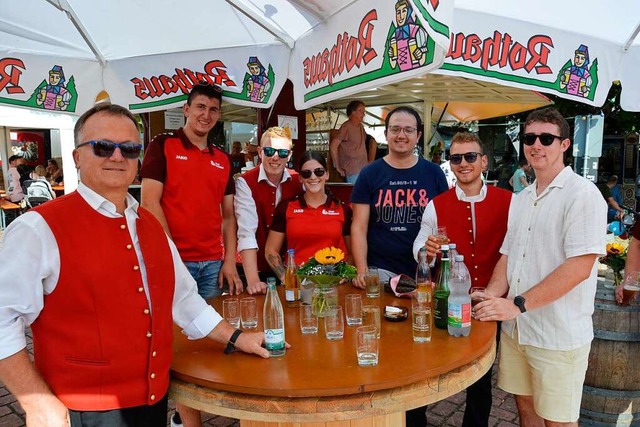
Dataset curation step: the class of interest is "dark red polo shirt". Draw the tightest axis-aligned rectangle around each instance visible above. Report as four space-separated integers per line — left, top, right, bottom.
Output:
140 128 234 261
270 194 352 264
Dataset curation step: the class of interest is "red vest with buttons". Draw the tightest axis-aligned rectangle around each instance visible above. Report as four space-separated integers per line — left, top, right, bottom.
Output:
242 167 302 272
432 186 511 288
31 192 175 411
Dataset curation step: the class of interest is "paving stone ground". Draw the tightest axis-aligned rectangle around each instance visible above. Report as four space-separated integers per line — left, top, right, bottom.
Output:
0 328 519 427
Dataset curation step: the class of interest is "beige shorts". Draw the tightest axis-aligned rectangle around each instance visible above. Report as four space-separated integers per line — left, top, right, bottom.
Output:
497 329 590 423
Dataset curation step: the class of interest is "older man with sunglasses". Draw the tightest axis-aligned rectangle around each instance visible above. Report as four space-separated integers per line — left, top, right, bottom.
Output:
0 104 269 427
413 132 512 427
234 127 302 295
475 107 606 426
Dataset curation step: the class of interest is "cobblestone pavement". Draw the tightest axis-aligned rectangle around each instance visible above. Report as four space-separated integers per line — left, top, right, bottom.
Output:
0 328 519 427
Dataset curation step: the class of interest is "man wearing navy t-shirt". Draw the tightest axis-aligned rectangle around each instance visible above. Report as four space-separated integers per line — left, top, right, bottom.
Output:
350 105 447 427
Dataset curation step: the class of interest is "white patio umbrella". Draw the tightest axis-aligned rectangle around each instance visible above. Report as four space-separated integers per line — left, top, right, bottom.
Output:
0 0 452 115
431 0 640 111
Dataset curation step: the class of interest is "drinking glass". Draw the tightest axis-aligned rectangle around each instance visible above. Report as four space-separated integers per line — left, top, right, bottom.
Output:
620 271 640 306
223 298 240 329
365 267 381 298
411 295 432 343
435 226 449 245
345 294 363 326
299 304 318 334
240 297 258 329
362 305 381 338
324 306 344 340
470 287 486 309
356 325 379 366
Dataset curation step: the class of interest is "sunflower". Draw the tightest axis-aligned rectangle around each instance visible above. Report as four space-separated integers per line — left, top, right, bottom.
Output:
606 242 625 255
314 247 345 265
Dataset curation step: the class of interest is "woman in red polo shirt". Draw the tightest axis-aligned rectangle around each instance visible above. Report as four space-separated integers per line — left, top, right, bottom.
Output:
265 151 352 279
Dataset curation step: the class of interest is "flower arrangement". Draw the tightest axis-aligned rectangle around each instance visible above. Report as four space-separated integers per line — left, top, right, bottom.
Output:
297 247 356 316
296 246 357 287
600 240 628 286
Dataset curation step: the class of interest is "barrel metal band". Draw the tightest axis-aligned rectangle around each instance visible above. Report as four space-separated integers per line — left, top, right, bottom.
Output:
583 384 640 398
593 329 640 341
594 302 640 312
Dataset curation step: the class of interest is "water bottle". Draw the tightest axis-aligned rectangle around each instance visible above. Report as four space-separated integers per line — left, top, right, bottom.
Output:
448 254 471 337
434 245 450 329
284 249 300 307
263 277 286 357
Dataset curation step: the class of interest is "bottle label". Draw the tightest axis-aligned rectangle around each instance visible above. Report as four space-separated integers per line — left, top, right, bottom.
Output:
285 289 294 302
448 302 471 327
265 328 285 350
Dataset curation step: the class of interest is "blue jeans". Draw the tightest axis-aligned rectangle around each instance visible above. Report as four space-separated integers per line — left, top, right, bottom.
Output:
345 174 359 184
184 260 223 299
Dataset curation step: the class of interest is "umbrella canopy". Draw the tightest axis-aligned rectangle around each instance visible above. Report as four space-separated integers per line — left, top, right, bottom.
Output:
436 0 640 111
0 0 451 115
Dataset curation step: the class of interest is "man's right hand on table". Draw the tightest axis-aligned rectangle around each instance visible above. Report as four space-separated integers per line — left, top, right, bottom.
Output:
246 279 267 295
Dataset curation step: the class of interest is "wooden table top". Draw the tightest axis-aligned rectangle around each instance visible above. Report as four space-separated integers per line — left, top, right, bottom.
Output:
171 285 496 399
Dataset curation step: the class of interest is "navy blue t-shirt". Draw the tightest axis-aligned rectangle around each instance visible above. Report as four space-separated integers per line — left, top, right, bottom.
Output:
351 157 448 276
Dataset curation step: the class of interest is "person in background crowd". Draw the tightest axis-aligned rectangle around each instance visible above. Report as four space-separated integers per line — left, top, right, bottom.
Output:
475 107 607 427
0 104 269 427
617 221 640 304
413 132 512 427
350 105 448 427
235 127 302 294
597 175 624 222
509 158 531 194
45 158 63 184
265 151 352 280
5 155 26 202
229 141 246 175
330 100 369 183
244 142 259 166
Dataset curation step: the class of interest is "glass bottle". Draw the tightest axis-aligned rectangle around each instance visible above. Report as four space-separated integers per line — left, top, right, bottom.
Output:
284 249 300 307
413 248 433 342
263 277 286 357
434 244 451 329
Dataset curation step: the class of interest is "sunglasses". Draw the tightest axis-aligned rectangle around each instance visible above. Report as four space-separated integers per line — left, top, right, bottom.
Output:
262 146 291 159
76 140 143 159
449 152 483 165
195 80 223 93
300 168 326 179
522 133 563 146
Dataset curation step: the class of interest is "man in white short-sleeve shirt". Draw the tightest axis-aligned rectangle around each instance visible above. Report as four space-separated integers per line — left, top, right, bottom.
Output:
475 107 606 426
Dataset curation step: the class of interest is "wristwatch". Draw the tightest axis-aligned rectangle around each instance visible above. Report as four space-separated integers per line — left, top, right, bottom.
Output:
224 329 243 354
514 295 527 313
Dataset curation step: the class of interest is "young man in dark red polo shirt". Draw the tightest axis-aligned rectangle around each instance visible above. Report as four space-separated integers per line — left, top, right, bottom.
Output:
141 83 242 300
413 132 512 427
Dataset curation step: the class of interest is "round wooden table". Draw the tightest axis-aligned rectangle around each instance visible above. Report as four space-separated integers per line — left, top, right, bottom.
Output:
170 286 496 427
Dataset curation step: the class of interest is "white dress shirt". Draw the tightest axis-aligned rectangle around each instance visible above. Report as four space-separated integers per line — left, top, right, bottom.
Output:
413 183 489 261
234 164 294 252
0 183 221 360
501 167 607 350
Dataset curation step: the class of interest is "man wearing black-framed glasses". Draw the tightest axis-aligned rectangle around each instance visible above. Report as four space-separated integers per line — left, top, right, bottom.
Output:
0 104 269 427
413 132 512 427
235 127 302 295
475 107 606 426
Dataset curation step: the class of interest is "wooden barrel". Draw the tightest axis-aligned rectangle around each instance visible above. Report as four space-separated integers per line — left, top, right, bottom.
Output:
580 279 640 426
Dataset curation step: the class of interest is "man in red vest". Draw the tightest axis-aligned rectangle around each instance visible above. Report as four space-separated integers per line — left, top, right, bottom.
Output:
235 126 302 294
413 132 512 427
0 104 269 427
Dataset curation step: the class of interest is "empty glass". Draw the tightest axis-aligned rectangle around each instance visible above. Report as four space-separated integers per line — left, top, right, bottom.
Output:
223 298 240 329
324 306 344 340
240 297 258 329
345 294 363 326
299 304 318 334
356 325 379 366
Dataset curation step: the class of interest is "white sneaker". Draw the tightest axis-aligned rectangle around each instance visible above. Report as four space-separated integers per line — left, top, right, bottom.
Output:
170 412 183 427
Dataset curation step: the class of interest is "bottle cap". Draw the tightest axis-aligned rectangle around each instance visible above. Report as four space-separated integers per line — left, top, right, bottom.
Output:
287 248 294 254
449 243 456 249
441 244 450 251
267 277 277 285
455 255 464 262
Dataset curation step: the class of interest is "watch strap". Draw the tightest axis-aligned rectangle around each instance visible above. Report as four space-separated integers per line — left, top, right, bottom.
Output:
224 329 243 354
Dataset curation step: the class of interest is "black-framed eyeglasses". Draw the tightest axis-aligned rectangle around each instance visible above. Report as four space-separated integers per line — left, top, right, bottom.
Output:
522 133 563 146
449 152 483 165
76 140 142 159
300 168 326 179
262 146 290 159
387 126 418 136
